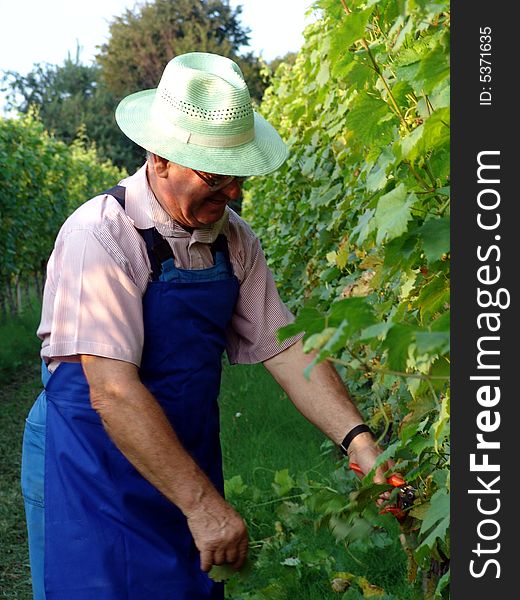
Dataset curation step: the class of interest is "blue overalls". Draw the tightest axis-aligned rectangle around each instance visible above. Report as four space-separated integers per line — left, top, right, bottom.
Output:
21 186 239 599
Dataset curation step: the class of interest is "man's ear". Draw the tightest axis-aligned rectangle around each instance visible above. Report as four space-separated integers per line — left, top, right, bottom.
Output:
150 153 170 178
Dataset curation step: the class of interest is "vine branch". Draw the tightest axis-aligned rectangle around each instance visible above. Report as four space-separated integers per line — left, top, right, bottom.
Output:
327 357 450 381
339 0 409 130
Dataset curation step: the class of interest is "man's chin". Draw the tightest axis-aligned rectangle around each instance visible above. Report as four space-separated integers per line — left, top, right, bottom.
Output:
195 205 227 226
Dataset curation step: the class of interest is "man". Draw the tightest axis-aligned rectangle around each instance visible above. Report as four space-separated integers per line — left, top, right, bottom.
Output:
21 52 386 599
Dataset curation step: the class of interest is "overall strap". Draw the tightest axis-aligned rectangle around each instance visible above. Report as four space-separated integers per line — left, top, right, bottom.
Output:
210 233 230 262
103 185 127 209
136 227 175 281
103 185 174 280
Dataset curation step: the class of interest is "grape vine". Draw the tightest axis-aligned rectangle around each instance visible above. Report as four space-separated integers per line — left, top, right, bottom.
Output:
0 111 126 317
243 0 450 596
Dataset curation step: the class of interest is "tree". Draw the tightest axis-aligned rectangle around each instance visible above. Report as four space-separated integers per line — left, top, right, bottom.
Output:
96 0 266 101
2 49 100 145
2 1 273 172
2 51 151 171
267 51 298 75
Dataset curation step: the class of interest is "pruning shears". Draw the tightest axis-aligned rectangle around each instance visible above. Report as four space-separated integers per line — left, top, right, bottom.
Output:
349 462 415 520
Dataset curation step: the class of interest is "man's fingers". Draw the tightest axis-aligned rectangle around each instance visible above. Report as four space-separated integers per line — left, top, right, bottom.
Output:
230 538 249 570
187 499 249 572
199 550 213 572
225 547 238 566
213 549 226 566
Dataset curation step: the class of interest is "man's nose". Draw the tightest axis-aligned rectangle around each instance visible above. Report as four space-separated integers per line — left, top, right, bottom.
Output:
221 178 243 201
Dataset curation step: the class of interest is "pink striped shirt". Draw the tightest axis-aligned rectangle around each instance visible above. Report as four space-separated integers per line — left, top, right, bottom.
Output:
38 165 299 369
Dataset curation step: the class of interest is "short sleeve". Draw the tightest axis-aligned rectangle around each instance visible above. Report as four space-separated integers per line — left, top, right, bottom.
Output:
226 237 302 364
39 228 144 366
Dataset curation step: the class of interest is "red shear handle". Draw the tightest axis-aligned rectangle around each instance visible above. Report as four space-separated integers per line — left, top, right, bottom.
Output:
350 462 406 487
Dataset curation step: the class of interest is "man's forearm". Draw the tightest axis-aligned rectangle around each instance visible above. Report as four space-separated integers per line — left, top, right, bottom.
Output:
263 340 383 480
263 340 370 445
81 355 220 515
81 354 249 571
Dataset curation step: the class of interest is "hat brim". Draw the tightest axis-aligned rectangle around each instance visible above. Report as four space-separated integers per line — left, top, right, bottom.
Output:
115 89 288 177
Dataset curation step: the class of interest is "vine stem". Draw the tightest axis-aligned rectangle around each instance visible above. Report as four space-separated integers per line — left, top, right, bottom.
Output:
339 0 409 131
252 493 307 508
404 161 432 190
374 392 391 445
437 196 451 216
327 357 450 381
339 0 445 198
426 377 440 405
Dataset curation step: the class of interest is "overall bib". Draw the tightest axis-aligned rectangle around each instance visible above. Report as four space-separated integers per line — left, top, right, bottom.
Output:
21 187 239 599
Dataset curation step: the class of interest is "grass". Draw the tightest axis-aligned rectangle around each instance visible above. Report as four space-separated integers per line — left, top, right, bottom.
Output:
0 363 41 598
0 300 42 385
218 362 421 600
0 309 422 598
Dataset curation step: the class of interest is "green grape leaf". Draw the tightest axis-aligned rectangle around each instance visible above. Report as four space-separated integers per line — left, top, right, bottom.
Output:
333 57 374 86
416 41 450 94
208 556 254 582
272 468 296 497
352 208 376 245
382 323 416 371
399 107 450 163
414 275 450 322
345 92 399 147
432 394 450 451
435 570 451 596
328 297 377 330
359 321 393 341
417 489 450 556
431 310 450 332
366 147 395 192
224 475 247 498
310 182 343 207
415 331 450 356
383 232 419 273
277 306 325 342
303 327 337 353
375 184 418 244
420 489 449 534
419 216 450 262
316 59 330 86
338 6 375 48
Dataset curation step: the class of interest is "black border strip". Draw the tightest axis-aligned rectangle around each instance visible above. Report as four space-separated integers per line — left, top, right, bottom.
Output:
452 2 516 596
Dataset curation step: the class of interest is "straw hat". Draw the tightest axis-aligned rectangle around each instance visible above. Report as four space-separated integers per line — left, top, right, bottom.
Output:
115 52 288 177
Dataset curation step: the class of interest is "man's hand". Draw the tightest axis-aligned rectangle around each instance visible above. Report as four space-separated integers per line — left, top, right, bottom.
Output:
346 431 396 506
186 498 249 572
346 431 392 484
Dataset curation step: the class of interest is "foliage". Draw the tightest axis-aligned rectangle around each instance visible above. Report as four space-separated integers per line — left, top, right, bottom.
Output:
1 50 137 171
0 111 126 304
211 463 420 599
96 0 267 103
243 0 450 596
2 1 271 172
216 362 418 598
2 48 99 145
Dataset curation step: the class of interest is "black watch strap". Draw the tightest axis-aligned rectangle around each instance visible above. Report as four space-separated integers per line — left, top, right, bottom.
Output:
339 424 373 456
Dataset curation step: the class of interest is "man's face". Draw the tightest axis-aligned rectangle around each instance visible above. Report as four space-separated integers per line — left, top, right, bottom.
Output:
148 159 243 228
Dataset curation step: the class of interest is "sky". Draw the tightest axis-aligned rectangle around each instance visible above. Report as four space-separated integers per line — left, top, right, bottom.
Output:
0 0 314 77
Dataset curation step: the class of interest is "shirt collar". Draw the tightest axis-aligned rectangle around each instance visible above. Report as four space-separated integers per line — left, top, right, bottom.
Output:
119 163 229 244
